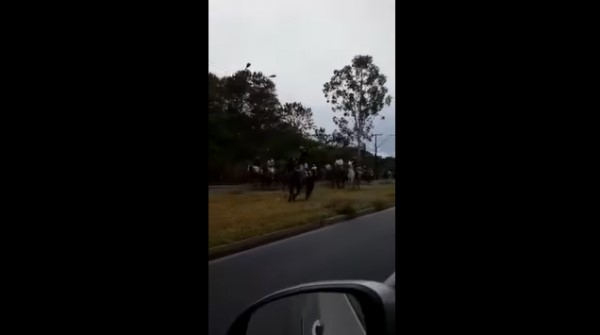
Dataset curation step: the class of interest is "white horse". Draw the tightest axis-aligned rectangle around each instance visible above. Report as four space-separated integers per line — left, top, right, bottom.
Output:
247 164 263 187
347 161 356 188
265 159 276 185
247 165 261 174
266 159 275 171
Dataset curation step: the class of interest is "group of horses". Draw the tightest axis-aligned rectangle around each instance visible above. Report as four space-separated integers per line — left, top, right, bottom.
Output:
246 159 280 188
246 159 377 202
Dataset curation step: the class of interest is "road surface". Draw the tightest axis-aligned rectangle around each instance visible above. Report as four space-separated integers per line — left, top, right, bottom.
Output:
208 207 395 335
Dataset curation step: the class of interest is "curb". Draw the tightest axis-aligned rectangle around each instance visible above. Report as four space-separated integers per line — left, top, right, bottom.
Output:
208 206 383 261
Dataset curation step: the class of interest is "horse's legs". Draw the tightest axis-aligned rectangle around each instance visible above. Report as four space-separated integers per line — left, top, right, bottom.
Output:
305 179 314 200
290 184 297 201
294 182 301 200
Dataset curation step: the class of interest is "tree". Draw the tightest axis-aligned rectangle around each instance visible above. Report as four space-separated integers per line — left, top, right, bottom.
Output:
210 66 394 183
312 127 330 144
280 102 315 136
323 55 392 164
219 70 282 152
243 71 282 132
330 130 351 148
208 70 283 174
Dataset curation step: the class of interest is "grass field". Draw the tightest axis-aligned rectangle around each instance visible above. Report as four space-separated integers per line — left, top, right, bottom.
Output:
209 182 395 249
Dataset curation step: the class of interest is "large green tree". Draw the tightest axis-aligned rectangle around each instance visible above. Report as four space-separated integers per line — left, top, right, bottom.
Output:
323 55 392 163
214 70 282 159
208 67 395 183
280 102 315 136
208 70 310 181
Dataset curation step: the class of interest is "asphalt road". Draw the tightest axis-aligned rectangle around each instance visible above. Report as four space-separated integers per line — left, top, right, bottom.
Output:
208 207 395 335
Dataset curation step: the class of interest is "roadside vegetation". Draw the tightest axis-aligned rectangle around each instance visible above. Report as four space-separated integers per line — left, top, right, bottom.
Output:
209 183 395 249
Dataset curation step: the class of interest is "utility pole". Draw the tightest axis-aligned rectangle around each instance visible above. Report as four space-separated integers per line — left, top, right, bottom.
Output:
373 133 382 179
374 134 395 179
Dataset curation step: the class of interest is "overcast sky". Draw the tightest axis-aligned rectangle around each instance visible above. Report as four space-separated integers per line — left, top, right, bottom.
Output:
209 0 395 157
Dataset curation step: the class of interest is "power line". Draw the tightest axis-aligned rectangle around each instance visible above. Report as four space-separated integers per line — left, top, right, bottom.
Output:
379 134 395 148
373 134 383 179
373 134 395 179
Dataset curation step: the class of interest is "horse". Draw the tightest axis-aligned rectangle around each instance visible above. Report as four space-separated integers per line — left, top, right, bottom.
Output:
287 169 301 201
347 161 362 189
331 159 346 189
286 161 316 202
362 167 374 184
260 159 276 189
324 163 334 186
247 163 262 187
246 161 276 190
320 166 329 183
305 166 316 200
347 161 355 187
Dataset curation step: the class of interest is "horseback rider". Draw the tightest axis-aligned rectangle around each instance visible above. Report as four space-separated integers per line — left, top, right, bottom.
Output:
285 156 297 173
266 158 275 175
298 146 308 165
297 146 310 178
252 156 261 169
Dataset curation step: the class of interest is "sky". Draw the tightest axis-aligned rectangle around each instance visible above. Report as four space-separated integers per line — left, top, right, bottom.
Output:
209 0 395 157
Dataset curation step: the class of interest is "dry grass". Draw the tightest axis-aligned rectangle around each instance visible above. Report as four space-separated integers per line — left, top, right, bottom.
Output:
209 183 395 249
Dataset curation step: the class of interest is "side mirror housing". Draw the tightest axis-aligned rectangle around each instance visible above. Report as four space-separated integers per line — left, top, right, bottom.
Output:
227 280 395 335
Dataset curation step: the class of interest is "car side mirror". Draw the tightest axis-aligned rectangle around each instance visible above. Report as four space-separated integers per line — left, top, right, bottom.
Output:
227 280 395 335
